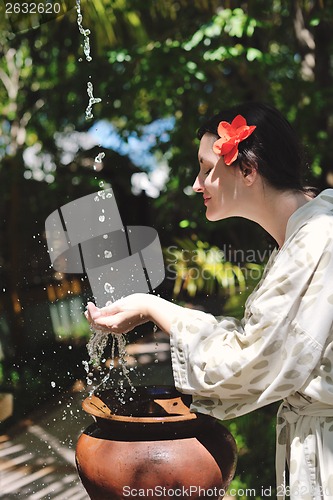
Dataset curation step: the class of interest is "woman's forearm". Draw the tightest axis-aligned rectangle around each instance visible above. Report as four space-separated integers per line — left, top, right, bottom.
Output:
145 294 186 335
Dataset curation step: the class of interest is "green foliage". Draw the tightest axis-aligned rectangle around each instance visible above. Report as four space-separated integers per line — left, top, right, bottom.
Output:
164 237 263 298
0 361 20 390
225 406 279 499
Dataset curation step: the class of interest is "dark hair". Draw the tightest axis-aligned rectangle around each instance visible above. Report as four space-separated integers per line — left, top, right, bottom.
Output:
197 102 307 192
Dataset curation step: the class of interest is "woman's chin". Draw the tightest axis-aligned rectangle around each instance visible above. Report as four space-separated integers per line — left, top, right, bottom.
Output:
205 209 228 222
206 211 219 222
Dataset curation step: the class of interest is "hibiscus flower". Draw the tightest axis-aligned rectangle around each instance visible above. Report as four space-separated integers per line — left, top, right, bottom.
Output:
213 115 256 165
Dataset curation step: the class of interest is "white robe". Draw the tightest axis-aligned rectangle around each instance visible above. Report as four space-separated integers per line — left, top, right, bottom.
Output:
169 189 333 499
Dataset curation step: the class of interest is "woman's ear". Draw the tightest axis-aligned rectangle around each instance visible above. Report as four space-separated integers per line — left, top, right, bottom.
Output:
240 163 257 185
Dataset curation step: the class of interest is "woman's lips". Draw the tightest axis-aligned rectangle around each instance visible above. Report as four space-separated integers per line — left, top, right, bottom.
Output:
204 197 211 205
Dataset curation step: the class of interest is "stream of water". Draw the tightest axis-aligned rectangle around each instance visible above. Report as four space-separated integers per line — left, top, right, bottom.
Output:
75 0 138 398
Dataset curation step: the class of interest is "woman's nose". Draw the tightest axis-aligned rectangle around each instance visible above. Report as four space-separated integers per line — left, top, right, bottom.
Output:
192 175 204 193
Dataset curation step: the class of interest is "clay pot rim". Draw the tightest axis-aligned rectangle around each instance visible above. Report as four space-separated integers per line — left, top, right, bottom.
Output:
82 393 198 423
94 412 197 423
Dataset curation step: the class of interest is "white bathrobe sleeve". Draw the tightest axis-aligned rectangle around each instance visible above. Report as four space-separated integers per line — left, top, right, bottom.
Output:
169 213 333 420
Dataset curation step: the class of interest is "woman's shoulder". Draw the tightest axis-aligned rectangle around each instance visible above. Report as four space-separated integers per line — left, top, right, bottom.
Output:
299 212 333 246
286 189 333 246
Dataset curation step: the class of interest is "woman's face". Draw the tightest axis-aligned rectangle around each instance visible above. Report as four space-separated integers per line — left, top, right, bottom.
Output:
193 133 247 221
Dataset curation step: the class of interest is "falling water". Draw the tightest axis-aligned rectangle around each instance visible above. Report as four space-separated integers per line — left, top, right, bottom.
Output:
75 0 135 398
84 326 136 397
95 151 105 163
85 81 102 120
104 282 115 294
75 0 92 62
75 0 101 120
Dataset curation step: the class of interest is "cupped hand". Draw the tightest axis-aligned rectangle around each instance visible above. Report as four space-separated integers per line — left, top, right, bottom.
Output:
85 293 150 334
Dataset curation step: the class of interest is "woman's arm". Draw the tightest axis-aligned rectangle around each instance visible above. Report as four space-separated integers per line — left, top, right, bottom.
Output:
86 293 186 334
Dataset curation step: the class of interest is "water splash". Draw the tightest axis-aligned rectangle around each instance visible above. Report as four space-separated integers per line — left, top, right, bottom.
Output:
95 152 105 163
104 282 115 294
85 81 102 120
85 326 136 395
76 0 92 62
75 1 102 120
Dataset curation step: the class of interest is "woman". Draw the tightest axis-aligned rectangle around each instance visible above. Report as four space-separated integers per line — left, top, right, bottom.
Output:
86 102 333 499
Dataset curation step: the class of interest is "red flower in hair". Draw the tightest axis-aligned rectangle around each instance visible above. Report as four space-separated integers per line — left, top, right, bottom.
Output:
213 115 256 165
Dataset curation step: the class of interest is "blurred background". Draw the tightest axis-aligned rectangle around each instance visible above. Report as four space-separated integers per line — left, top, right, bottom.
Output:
0 0 332 497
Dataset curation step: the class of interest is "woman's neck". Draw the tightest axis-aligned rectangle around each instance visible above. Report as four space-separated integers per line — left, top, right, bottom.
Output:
251 188 312 248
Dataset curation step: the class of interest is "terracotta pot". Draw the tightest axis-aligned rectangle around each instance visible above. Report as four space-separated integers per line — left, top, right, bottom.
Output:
76 386 237 500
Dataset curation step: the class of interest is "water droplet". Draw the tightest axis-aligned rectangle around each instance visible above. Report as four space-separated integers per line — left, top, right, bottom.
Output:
104 250 112 259
104 282 115 294
50 381 56 388
95 152 105 163
99 215 105 222
85 82 101 120
82 360 89 373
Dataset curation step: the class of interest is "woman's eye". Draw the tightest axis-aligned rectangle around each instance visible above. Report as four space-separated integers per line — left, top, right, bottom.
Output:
204 169 212 177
